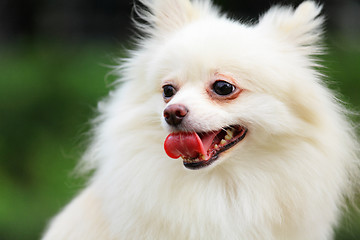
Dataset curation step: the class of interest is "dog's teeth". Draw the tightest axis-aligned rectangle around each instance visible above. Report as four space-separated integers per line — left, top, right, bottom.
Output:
226 129 234 138
220 139 227 146
214 144 219 150
224 129 234 140
182 156 205 163
182 157 191 163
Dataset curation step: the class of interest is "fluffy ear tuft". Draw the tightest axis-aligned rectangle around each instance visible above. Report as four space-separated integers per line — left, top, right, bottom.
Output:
258 1 324 54
136 0 218 35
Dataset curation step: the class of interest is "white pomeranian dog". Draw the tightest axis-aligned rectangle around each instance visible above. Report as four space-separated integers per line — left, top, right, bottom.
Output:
43 0 359 239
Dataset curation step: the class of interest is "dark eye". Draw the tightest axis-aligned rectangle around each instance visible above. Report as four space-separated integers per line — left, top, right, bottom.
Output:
163 85 176 99
212 81 235 96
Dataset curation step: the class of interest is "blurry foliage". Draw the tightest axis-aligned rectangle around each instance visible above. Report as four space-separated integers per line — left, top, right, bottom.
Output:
0 36 359 240
0 41 118 239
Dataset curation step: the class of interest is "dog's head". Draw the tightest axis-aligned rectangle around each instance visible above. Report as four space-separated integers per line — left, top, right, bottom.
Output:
125 0 326 170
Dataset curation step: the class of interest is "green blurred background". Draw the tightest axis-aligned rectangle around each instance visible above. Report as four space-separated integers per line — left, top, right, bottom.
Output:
0 0 359 239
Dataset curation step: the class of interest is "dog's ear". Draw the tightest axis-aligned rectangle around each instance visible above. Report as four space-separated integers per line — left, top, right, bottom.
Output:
137 0 218 35
258 1 324 54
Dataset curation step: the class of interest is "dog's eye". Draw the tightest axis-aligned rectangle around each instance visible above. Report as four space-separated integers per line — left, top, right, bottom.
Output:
163 85 176 99
213 81 235 96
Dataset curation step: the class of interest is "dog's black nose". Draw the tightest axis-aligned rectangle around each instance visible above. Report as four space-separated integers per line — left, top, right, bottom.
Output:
163 104 188 126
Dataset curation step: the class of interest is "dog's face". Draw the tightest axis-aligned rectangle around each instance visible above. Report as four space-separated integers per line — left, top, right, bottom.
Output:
131 1 324 170
155 19 300 170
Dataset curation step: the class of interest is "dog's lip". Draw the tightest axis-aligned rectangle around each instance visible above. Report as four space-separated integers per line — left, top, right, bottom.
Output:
164 125 247 170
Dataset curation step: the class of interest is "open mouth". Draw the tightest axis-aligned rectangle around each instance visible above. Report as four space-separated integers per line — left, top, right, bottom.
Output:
164 125 247 170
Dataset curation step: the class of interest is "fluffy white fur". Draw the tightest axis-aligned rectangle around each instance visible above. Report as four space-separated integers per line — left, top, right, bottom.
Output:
42 1 359 239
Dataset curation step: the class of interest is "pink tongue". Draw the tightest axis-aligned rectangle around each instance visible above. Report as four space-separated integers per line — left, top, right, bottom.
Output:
164 131 219 160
